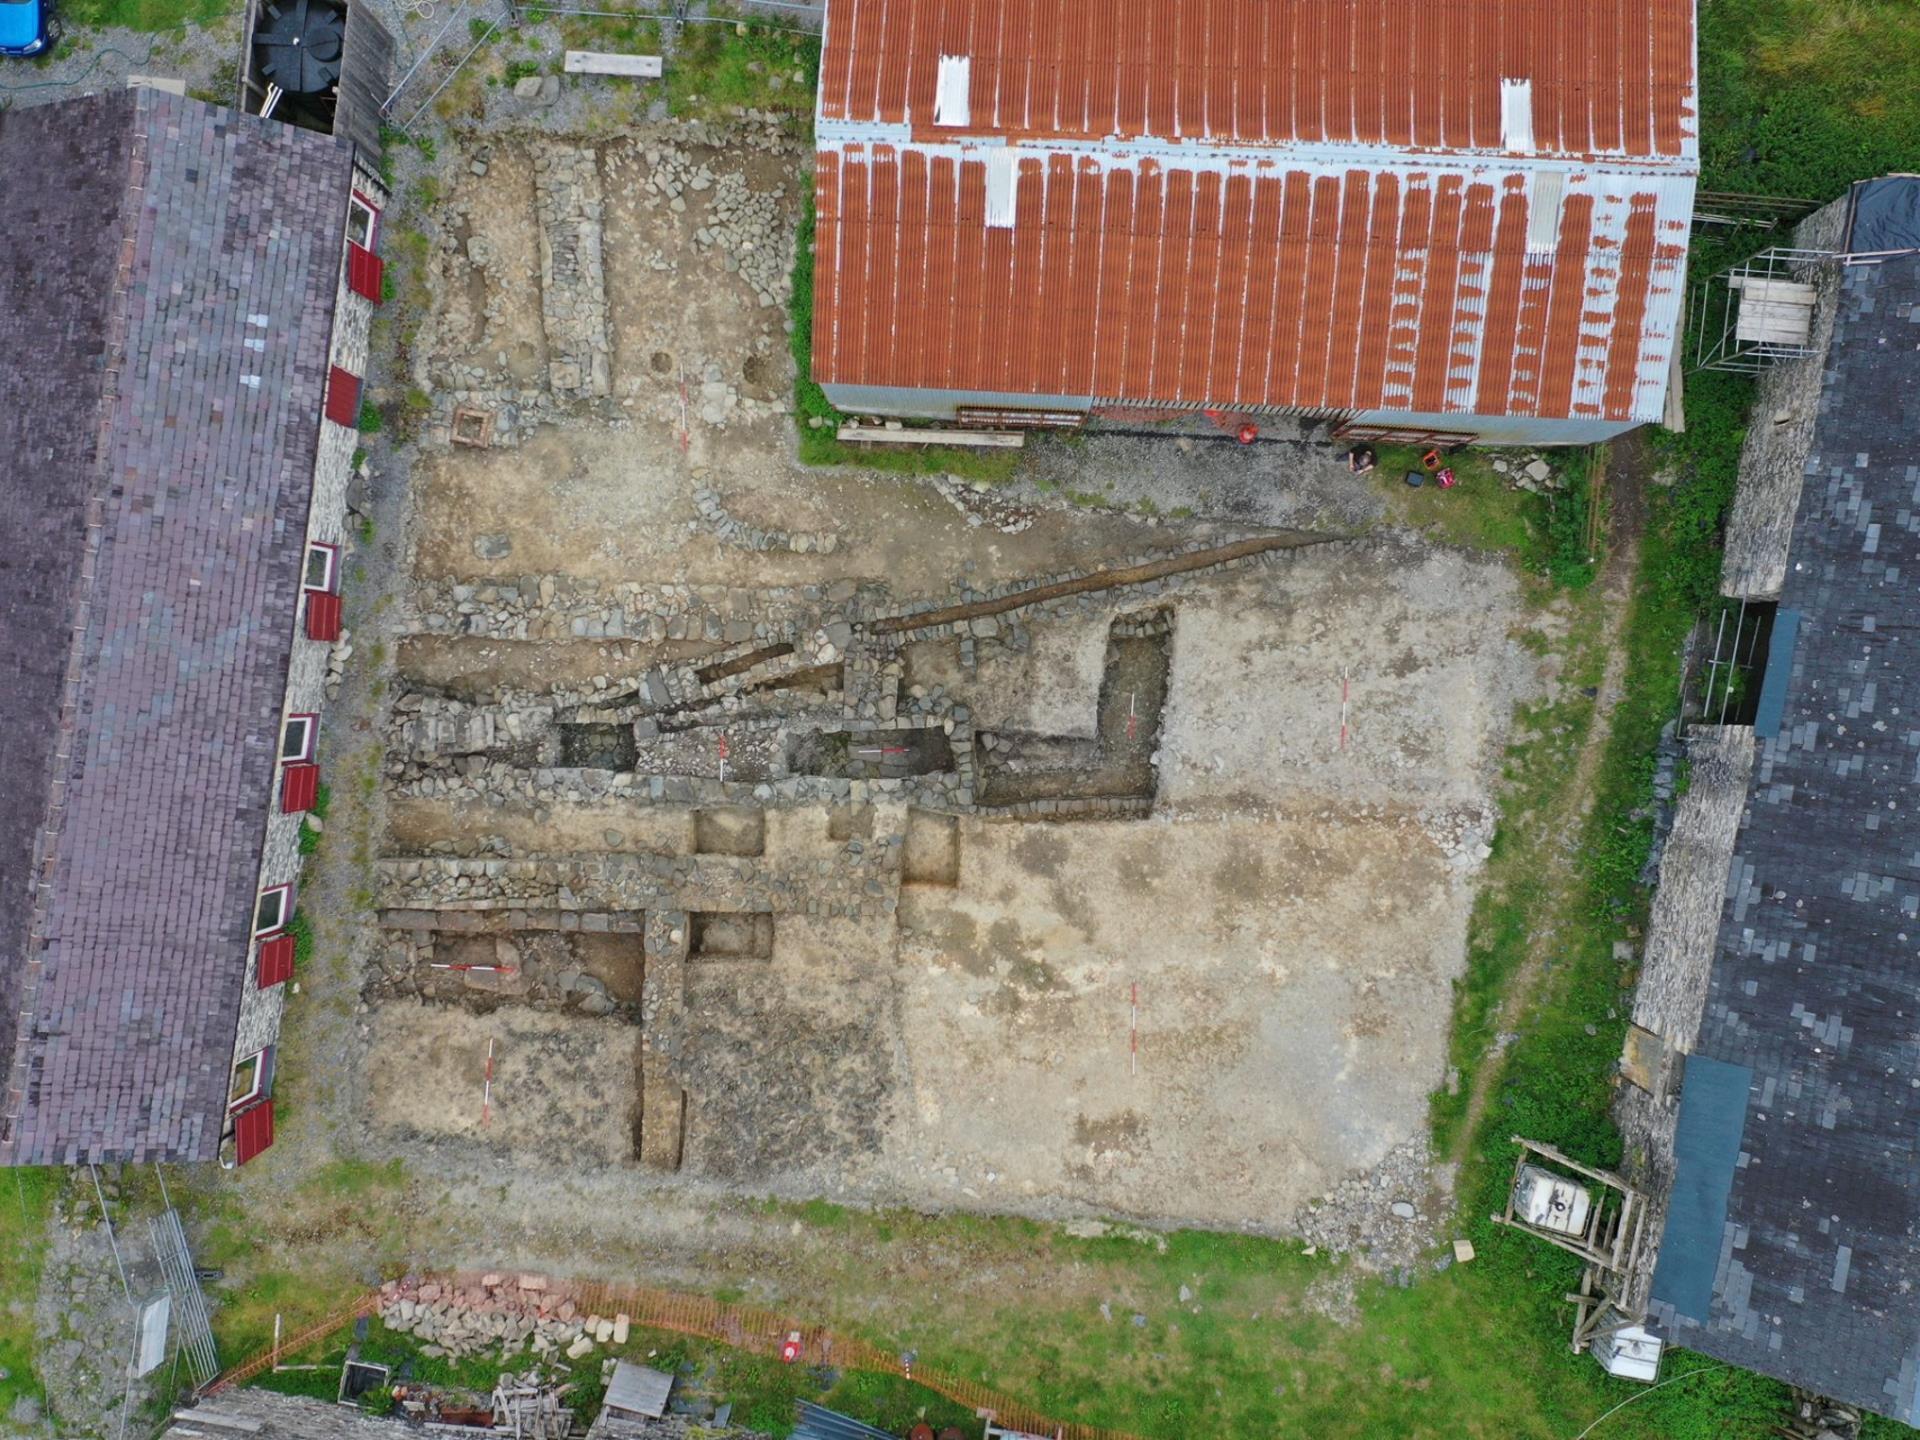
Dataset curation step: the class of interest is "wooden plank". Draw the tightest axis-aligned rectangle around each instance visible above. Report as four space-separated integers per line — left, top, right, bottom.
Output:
564 50 664 77
836 424 1025 448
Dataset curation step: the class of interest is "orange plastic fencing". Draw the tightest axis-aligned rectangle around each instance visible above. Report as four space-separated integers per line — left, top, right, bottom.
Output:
203 1271 1149 1440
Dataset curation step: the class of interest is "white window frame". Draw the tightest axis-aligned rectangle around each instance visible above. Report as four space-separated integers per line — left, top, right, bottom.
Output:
280 713 318 763
229 1047 271 1112
254 884 292 937
302 541 339 594
347 190 381 249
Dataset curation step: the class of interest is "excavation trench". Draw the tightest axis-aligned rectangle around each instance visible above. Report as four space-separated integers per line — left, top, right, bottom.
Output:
870 530 1342 636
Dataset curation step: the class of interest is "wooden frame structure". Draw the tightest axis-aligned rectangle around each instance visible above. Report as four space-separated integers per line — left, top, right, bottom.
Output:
1490 1136 1652 1354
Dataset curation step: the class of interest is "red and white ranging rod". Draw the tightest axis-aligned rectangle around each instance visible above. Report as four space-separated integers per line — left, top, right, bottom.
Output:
482 1038 495 1126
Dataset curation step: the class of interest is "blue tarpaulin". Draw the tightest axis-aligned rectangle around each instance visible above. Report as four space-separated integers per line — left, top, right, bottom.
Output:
1651 1055 1754 1323
1754 607 1801 739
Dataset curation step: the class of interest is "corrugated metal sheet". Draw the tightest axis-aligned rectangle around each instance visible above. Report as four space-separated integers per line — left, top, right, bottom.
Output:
792 1403 896 1440
602 1361 673 1419
820 0 1698 160
813 0 1699 426
814 141 1692 423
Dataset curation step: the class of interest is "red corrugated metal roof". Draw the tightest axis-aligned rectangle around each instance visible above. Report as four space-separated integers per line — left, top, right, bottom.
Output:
821 0 1697 160
813 145 1692 423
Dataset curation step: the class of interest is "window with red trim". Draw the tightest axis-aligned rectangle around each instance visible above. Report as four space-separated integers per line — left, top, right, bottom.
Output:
229 1047 272 1111
302 541 338 594
281 761 320 813
347 191 381 249
256 932 296 988
324 366 361 427
306 591 343 643
254 885 291 936
280 713 317 762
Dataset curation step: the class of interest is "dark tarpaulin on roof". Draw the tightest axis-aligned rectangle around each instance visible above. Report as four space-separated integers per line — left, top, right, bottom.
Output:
1650 1055 1752 1323
1846 176 1920 254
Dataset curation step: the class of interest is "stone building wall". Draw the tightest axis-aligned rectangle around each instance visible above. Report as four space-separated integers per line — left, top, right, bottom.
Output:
228 162 388 1133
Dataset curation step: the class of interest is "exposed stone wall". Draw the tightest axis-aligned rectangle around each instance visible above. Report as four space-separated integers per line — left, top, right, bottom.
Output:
230 164 387 1105
1614 723 1756 1317
378 847 904 921
638 910 688 1170
408 575 854 644
534 145 611 398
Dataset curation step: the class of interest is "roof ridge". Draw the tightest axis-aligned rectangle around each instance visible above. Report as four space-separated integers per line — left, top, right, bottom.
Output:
817 125 1703 181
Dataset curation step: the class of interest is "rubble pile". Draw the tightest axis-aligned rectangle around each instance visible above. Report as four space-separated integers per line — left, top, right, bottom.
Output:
377 1275 631 1364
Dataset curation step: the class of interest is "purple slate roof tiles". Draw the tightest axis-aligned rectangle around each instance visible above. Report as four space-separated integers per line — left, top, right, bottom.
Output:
0 89 354 1164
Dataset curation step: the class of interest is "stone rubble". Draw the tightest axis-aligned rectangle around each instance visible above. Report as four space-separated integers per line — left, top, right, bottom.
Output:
692 485 838 555
1291 1135 1445 1278
929 471 1038 534
532 144 612 398
376 1275 637 1365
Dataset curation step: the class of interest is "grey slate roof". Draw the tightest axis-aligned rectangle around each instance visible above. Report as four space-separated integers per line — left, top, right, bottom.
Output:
0 89 353 1164
1649 251 1920 1422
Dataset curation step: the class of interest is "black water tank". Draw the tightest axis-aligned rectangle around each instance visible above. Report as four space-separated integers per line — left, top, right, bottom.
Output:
255 0 345 94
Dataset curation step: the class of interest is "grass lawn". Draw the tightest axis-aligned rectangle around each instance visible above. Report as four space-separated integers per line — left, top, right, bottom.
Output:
56 0 229 28
0 1169 57 1416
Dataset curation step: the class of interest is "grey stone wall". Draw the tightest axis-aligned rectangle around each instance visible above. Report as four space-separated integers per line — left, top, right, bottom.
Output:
534 145 611 398
230 164 387 1100
1614 722 1755 1315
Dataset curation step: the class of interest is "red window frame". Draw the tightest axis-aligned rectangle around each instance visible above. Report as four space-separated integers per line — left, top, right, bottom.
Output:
229 1046 272 1112
306 591 344 643
254 884 292 937
281 761 320 814
233 1099 275 1163
280 712 318 762
256 932 297 988
348 190 381 249
302 541 338 595
323 366 361 427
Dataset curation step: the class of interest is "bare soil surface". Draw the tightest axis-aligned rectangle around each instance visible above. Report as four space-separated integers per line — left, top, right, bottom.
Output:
163 114 1558 1375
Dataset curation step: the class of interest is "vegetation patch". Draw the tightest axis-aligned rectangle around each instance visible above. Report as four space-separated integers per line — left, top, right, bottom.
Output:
666 13 817 122
297 782 331 857
0 1169 56 1416
58 0 228 28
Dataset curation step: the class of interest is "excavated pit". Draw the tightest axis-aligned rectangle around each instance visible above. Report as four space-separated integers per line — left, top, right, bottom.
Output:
558 722 639 770
786 727 955 780
974 610 1172 808
693 807 766 857
689 912 775 960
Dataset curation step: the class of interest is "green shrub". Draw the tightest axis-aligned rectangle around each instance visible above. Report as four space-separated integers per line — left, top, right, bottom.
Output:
296 783 330 858
1542 449 1598 589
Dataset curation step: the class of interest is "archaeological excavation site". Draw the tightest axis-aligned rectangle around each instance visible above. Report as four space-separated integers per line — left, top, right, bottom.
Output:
325 112 1549 1235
